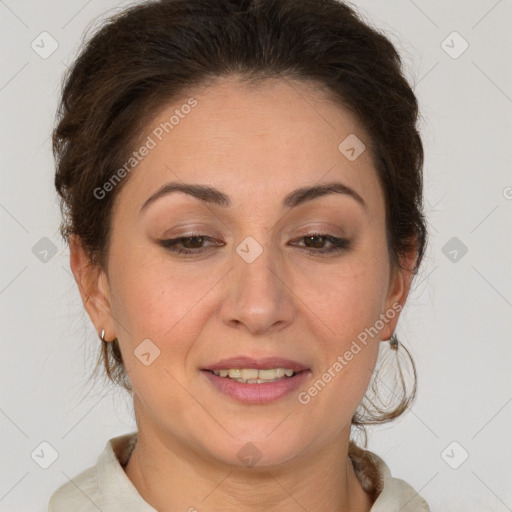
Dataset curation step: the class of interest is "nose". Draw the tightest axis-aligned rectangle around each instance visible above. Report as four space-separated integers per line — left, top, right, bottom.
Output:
219 241 296 336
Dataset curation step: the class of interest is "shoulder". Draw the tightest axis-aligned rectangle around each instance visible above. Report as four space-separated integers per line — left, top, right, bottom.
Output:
349 441 431 512
47 465 100 512
47 431 150 512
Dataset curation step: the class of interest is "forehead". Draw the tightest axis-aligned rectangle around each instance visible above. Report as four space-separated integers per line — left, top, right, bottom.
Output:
115 76 383 218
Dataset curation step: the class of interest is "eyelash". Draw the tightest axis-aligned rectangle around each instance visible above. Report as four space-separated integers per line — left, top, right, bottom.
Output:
159 233 351 256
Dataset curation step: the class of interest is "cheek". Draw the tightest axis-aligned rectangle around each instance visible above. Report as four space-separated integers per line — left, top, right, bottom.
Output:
303 254 388 337
302 244 388 394
110 249 190 328
108 252 222 370
108 260 204 405
302 271 383 424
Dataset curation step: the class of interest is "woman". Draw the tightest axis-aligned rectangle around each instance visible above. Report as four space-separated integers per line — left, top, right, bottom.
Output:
48 0 429 510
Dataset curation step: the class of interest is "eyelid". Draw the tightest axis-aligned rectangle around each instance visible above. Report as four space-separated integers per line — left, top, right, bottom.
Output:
292 222 348 239
159 232 351 257
158 221 349 243
160 226 223 240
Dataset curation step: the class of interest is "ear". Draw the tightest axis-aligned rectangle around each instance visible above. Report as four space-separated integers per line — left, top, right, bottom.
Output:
380 247 417 341
69 234 116 341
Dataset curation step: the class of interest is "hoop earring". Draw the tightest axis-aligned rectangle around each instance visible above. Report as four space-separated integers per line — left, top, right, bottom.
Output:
389 333 399 351
100 329 111 343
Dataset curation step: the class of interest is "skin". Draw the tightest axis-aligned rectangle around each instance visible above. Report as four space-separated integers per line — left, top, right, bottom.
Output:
70 76 416 512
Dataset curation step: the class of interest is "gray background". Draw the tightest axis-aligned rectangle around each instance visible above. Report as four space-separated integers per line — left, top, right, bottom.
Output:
1 0 511 510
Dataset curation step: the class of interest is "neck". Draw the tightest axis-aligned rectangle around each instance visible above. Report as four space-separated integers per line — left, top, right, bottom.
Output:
123 422 374 512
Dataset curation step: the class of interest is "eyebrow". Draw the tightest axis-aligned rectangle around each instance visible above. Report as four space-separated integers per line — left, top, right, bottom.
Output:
139 180 367 216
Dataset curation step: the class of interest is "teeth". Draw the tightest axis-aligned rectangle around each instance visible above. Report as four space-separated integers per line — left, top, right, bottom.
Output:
211 367 297 383
240 369 259 380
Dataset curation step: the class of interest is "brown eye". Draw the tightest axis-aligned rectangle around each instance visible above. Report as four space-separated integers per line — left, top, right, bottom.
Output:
181 236 206 249
160 235 223 256
292 234 350 254
159 233 350 257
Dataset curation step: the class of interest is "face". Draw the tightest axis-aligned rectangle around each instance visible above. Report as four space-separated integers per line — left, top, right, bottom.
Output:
73 76 411 469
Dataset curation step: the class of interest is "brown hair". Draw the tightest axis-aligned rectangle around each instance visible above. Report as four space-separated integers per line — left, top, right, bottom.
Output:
53 0 427 460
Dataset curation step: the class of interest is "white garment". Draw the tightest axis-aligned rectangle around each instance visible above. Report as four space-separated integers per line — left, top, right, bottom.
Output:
47 431 430 511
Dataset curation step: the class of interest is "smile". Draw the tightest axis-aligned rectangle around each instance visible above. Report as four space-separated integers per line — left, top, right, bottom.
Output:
201 368 310 404
209 367 295 383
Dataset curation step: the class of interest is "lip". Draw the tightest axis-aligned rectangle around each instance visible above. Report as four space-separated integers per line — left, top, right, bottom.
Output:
201 368 311 404
202 356 310 372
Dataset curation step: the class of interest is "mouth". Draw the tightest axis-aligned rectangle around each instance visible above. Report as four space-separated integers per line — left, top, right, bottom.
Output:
203 367 305 384
200 356 311 404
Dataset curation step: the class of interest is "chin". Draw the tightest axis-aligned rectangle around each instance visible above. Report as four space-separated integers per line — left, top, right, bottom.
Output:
203 430 309 470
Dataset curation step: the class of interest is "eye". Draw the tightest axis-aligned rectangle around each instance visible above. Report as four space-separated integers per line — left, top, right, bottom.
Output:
159 234 223 256
159 232 351 257
290 233 351 254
